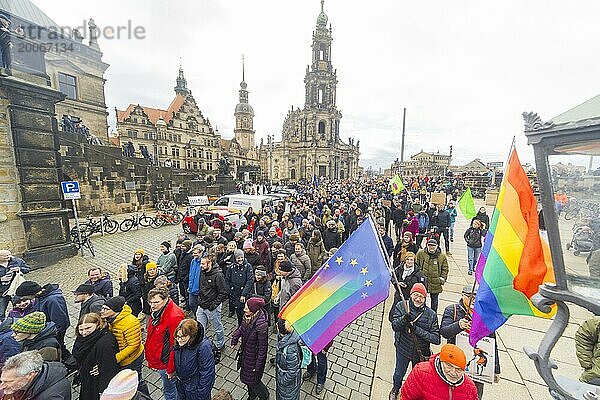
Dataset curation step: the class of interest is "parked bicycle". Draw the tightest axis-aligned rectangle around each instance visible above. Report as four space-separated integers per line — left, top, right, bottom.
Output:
71 230 95 257
119 211 156 232
69 214 119 239
155 197 177 212
152 210 184 228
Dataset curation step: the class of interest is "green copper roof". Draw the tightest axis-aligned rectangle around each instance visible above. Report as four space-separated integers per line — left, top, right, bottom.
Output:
0 0 59 28
551 93 600 125
317 0 328 27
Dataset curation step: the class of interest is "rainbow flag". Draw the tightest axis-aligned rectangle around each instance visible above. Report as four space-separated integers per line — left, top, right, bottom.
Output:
469 148 555 347
389 175 405 195
279 217 391 353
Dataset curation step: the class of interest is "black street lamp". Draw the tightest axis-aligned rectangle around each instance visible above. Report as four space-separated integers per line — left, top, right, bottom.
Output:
522 103 600 400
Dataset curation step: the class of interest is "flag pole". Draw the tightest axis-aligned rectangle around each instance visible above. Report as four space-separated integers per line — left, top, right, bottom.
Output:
368 215 405 302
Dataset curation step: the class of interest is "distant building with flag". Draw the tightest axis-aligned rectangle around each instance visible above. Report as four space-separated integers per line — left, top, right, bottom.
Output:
279 217 391 353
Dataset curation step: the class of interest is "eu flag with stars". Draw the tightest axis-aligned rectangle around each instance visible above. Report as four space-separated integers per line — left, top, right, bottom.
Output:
279 216 391 353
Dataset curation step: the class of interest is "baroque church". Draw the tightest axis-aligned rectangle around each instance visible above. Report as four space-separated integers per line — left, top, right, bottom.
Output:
259 0 360 182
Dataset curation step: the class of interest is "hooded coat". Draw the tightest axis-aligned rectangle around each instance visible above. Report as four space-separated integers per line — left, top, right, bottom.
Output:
275 330 302 400
306 238 327 277
107 304 144 367
0 318 21 369
415 248 449 295
85 273 113 298
35 284 70 335
119 265 142 317
279 269 303 308
290 249 311 280
575 317 600 384
322 227 341 251
72 327 119 400
391 300 440 363
15 362 71 400
174 325 215 400
226 260 254 311
78 293 106 320
231 308 269 385
253 238 271 269
22 322 61 362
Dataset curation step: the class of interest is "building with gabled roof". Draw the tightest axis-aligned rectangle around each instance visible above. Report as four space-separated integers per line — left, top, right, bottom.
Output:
115 67 222 179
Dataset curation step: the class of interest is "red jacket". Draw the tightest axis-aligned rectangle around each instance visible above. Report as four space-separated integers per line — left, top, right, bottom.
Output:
401 355 478 400
145 300 184 373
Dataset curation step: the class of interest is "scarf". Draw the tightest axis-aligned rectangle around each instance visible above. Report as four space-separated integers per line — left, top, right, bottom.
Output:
72 327 107 364
402 265 415 280
434 356 465 387
150 302 168 326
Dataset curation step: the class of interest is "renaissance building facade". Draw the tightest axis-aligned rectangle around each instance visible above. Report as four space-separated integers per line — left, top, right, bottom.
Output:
260 1 360 182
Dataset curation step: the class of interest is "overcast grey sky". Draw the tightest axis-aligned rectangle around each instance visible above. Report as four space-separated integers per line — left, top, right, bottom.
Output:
32 0 600 170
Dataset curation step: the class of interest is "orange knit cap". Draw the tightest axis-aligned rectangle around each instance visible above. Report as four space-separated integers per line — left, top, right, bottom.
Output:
134 249 145 256
439 344 467 370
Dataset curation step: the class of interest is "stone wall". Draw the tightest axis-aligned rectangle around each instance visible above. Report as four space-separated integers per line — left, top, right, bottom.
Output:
0 96 26 253
58 131 213 216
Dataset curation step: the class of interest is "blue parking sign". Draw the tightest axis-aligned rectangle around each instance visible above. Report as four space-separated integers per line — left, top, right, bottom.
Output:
61 181 81 200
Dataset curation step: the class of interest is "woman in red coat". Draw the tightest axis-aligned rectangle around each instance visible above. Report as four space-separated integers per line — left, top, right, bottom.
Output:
400 344 478 400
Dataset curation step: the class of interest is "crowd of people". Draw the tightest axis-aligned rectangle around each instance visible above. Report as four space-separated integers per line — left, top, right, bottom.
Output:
0 176 597 400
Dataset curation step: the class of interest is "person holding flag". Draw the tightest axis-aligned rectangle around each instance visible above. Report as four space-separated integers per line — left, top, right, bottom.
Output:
440 285 500 399
389 283 440 400
389 175 405 195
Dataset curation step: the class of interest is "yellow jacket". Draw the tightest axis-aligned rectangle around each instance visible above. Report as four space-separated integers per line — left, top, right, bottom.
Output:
107 304 144 366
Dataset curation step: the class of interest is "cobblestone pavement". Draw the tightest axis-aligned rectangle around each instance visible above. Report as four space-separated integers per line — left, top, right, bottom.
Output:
26 219 385 400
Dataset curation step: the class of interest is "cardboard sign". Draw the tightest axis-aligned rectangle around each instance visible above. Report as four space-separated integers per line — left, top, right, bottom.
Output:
456 331 496 384
430 192 446 205
381 199 391 208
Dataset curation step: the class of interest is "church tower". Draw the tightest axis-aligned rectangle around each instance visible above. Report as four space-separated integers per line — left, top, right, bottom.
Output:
234 56 255 150
303 0 341 143
174 65 190 96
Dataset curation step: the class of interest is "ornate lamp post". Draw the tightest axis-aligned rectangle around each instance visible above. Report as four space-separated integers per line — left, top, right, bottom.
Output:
522 105 600 399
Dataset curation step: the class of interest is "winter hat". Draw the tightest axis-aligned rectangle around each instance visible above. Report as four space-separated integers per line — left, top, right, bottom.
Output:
279 260 293 273
182 240 193 251
100 369 139 400
11 311 46 334
234 232 243 239
427 238 438 245
134 249 145 256
243 239 254 250
256 231 265 238
15 281 42 297
289 233 299 242
233 249 244 259
246 297 265 313
410 283 427 297
160 241 171 249
198 218 206 224
105 296 126 313
73 284 95 295
439 344 467 370
269 227 277 233
255 268 267 278
145 261 158 272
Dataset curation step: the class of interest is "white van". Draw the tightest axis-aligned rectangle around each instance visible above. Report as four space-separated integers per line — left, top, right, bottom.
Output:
209 194 273 214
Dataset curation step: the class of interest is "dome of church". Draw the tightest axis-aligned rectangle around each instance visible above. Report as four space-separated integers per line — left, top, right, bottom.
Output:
156 116 167 127
316 11 328 27
235 103 254 115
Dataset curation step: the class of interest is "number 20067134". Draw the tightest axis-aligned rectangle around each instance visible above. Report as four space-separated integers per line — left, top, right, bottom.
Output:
18 42 74 53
